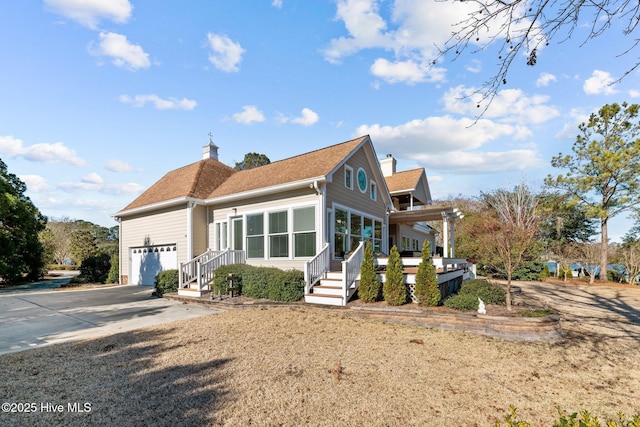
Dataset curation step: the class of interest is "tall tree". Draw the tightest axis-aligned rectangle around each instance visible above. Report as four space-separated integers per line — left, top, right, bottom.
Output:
437 0 640 111
69 229 98 265
475 183 542 310
545 102 640 282
0 158 47 282
234 152 271 170
414 241 440 307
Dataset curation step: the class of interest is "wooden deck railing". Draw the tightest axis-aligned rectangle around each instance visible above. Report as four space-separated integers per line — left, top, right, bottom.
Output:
304 243 329 294
342 241 365 302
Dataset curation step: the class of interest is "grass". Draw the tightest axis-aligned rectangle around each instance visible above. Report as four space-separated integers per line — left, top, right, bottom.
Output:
520 308 556 317
1 305 638 426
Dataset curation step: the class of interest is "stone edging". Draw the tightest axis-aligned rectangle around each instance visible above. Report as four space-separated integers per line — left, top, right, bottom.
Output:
162 293 562 342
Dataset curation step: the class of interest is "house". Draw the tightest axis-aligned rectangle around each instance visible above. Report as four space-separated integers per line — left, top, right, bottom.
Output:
113 135 467 306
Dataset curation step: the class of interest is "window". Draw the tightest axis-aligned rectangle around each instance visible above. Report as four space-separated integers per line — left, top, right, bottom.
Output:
246 214 264 258
293 206 316 257
350 212 362 250
370 181 377 201
344 166 353 189
269 211 288 258
215 222 227 250
334 208 348 257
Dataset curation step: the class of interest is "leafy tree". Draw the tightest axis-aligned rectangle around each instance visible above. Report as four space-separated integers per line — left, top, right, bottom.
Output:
474 183 542 310
383 245 407 306
234 152 271 170
69 229 98 265
0 158 47 282
414 240 440 306
106 253 119 284
358 241 381 302
546 102 640 282
437 0 640 111
79 253 111 283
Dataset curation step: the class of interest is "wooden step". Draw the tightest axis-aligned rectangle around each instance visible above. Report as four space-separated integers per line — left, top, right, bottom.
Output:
304 293 344 306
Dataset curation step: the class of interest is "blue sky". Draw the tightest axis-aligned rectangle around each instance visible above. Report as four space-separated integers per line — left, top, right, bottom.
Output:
1 0 639 241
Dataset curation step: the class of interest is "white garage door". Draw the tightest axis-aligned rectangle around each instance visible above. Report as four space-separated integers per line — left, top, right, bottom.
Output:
130 244 178 286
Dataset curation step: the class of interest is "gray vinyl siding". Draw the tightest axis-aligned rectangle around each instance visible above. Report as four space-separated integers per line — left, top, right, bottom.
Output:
326 147 387 219
192 204 208 257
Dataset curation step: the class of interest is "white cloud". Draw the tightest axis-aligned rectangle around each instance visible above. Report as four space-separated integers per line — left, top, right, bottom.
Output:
322 0 391 64
442 85 560 125
106 159 143 173
59 180 145 195
465 59 482 74
232 105 265 124
370 58 446 84
278 108 320 126
272 0 283 8
82 172 103 184
92 32 150 70
536 72 557 87
417 150 546 174
583 70 618 95
119 94 197 110
356 113 546 174
630 89 640 98
19 175 52 192
0 135 85 166
44 0 132 29
357 115 516 155
207 33 245 72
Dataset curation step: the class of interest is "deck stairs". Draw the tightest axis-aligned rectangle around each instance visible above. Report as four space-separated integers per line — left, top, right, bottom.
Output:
304 271 357 306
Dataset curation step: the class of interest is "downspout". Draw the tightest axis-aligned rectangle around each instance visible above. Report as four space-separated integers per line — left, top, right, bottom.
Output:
312 180 325 257
115 217 122 284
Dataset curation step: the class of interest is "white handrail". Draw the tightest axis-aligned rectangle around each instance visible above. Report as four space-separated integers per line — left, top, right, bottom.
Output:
197 249 246 291
180 249 219 289
304 244 329 294
341 241 365 302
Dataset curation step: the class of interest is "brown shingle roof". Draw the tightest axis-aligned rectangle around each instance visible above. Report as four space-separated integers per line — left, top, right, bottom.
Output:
384 168 424 193
208 136 367 198
122 158 236 211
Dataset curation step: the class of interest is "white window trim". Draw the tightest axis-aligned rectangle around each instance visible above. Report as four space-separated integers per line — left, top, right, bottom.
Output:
370 180 377 201
356 167 367 193
344 165 353 190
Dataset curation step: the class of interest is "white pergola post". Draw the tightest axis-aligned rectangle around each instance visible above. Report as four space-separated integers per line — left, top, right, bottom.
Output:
441 212 449 258
449 216 455 258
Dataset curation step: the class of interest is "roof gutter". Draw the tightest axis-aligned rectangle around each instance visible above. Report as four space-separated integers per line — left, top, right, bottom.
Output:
204 176 327 205
112 196 201 219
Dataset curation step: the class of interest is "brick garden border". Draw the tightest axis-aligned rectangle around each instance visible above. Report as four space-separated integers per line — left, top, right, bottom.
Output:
163 292 562 342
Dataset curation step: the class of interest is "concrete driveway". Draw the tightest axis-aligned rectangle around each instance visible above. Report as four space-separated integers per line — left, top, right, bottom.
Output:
0 285 222 355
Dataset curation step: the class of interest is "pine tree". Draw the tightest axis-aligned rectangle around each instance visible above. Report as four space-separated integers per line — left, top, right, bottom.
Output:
383 245 407 306
358 241 381 302
414 241 440 306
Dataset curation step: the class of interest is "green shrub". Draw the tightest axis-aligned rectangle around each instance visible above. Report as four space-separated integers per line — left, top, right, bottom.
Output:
538 264 551 281
358 241 381 303
79 253 111 283
106 254 119 284
383 245 407 306
414 240 440 306
212 264 304 302
443 293 479 311
493 406 640 427
520 308 555 317
458 279 506 305
155 269 179 296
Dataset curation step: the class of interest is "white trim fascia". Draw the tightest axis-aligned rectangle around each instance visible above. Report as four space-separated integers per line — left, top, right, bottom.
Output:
113 197 201 218
204 177 327 205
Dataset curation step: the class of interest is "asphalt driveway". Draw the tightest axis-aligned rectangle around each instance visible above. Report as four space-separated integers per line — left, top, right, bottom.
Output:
0 285 222 355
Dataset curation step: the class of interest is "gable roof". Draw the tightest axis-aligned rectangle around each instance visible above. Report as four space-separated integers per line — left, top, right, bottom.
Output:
121 158 236 211
385 168 425 194
116 136 371 215
207 135 368 199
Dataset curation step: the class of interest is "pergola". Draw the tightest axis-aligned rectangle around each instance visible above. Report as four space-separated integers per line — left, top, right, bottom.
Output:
388 206 464 258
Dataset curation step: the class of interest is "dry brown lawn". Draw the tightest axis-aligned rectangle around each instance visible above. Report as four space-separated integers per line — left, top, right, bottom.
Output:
1 285 640 426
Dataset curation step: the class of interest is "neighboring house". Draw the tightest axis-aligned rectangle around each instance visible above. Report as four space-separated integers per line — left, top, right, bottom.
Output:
114 135 467 305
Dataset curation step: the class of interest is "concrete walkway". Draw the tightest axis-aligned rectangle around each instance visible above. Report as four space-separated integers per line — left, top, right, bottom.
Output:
0 285 222 355
512 280 640 342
